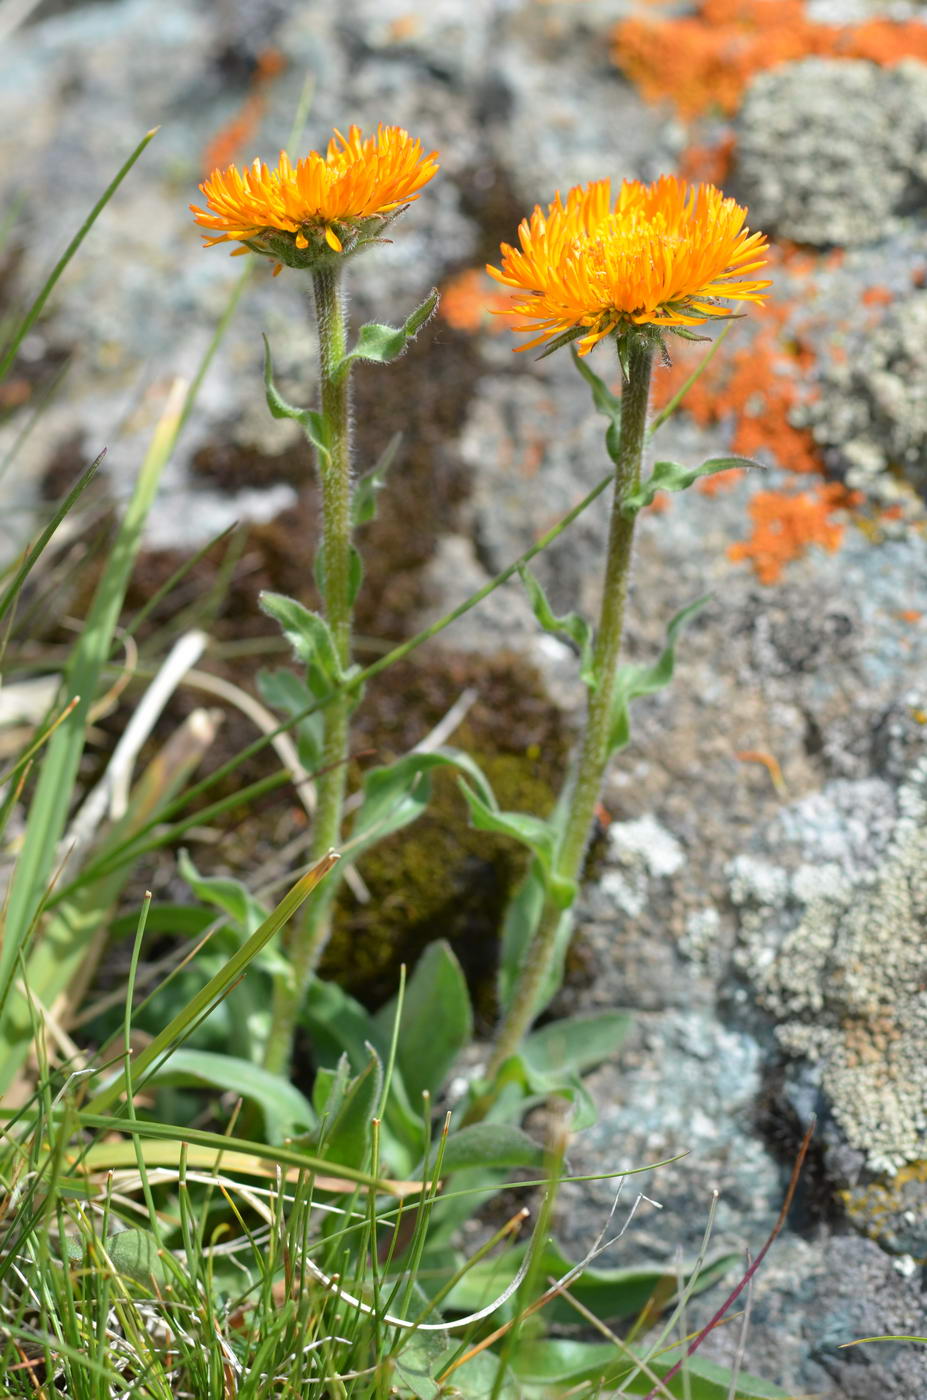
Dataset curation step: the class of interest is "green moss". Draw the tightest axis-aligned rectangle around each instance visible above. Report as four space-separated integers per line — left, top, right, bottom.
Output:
320 650 569 1024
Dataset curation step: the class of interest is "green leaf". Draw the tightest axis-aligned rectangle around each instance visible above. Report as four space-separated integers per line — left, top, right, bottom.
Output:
177 850 269 939
350 748 494 865
393 1333 449 1400
318 1049 382 1171
497 860 549 1013
434 1123 546 1174
150 1048 316 1143
436 1347 518 1400
312 1057 350 1121
509 1338 787 1397
262 334 329 459
353 433 401 526
617 332 632 383
458 781 560 884
85 855 338 1116
256 667 324 770
107 1228 167 1288
302 978 388 1073
517 563 594 684
109 903 213 941
338 289 438 374
258 591 344 684
522 1012 631 1080
374 941 472 1106
572 347 622 463
621 456 759 516
535 324 589 360
446 1243 737 1329
608 595 709 755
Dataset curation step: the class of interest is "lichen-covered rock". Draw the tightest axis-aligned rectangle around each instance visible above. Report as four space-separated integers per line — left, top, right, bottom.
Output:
744 758 927 1180
795 291 927 497
735 58 927 247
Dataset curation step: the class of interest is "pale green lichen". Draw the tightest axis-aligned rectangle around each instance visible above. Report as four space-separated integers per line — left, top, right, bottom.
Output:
754 757 927 1174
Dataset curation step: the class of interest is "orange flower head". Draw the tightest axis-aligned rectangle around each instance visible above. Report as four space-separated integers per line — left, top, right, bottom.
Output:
191 124 439 271
487 175 770 356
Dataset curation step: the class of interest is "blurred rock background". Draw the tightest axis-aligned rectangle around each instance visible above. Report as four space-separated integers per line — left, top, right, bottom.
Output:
2 1 927 1395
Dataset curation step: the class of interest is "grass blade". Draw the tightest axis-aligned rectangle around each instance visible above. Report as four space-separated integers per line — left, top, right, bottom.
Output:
0 129 158 382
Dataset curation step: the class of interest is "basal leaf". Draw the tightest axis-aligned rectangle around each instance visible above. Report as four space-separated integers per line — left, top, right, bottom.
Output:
151 1048 316 1143
374 941 472 1106
433 1123 546 1174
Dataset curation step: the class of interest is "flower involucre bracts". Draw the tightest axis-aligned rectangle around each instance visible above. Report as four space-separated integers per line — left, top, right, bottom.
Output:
191 124 439 272
488 175 770 355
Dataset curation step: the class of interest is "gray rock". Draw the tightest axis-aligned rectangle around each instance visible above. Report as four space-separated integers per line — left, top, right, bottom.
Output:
796 291 927 497
735 58 927 247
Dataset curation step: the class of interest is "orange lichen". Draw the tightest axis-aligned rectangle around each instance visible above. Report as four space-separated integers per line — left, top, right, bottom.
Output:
897 609 923 624
677 133 737 188
653 306 822 477
613 0 927 118
861 285 894 307
438 268 509 331
202 50 286 175
728 482 862 583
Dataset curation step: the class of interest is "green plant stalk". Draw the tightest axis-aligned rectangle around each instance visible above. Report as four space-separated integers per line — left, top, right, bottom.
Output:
265 262 354 1076
487 335 655 1075
45 333 723 914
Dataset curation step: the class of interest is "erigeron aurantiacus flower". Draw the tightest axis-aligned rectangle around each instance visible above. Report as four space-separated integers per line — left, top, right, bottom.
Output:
488 175 770 355
191 124 439 273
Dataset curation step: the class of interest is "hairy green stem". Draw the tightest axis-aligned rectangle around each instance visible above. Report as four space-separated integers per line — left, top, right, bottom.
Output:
487 335 655 1076
264 263 353 1077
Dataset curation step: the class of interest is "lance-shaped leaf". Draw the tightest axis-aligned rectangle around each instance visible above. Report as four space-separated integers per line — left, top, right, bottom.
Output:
517 563 595 686
148 1048 316 1144
608 595 710 755
258 591 345 687
256 667 325 770
353 432 401 527
373 941 472 1107
336 288 438 375
350 748 496 860
458 777 575 910
572 346 622 463
620 455 760 517
262 333 329 462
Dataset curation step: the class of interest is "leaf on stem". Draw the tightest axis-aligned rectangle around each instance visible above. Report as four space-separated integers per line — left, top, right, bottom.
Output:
571 347 622 464
517 564 594 686
608 595 710 756
620 456 760 517
353 432 401 527
349 748 494 865
262 333 329 460
337 288 439 374
256 667 325 770
458 777 574 909
258 591 345 685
